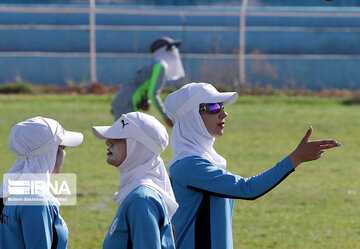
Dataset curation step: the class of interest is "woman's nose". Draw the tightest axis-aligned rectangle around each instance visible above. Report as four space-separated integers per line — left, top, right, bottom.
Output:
219 109 228 119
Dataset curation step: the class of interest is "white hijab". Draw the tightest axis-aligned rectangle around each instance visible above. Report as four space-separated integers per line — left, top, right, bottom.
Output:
167 106 227 170
113 138 178 218
0 117 61 206
154 46 185 82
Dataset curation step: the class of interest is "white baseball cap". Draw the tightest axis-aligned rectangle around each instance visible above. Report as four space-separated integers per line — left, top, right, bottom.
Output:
164 82 238 121
92 112 168 156
9 116 84 160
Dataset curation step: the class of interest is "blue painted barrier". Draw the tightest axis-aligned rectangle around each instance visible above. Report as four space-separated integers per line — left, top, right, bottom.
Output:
2 6 360 28
1 53 359 90
1 4 360 89
1 26 359 55
0 0 359 7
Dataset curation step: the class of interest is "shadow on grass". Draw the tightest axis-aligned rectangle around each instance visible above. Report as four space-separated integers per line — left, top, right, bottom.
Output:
342 96 360 105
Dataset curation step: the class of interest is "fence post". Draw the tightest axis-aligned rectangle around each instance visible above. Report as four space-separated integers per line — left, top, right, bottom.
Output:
89 0 97 84
236 0 248 90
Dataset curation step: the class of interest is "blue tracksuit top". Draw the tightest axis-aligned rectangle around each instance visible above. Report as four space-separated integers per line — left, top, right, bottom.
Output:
0 197 68 249
103 185 176 249
169 155 295 249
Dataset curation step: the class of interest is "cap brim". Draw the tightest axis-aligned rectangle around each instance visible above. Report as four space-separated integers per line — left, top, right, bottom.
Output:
60 130 84 147
92 126 128 140
206 92 238 105
171 40 181 47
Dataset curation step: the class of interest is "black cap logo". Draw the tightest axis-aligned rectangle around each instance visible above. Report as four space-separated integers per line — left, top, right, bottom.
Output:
121 120 129 129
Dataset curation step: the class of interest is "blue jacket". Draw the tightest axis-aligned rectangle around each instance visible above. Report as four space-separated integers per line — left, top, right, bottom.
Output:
0 197 68 249
169 156 295 249
103 186 176 249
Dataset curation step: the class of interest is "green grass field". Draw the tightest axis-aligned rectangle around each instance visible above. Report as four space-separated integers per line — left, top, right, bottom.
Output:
0 94 359 249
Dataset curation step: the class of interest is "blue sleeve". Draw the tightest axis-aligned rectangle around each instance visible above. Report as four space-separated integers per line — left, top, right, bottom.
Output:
126 197 163 249
173 156 295 200
20 205 54 249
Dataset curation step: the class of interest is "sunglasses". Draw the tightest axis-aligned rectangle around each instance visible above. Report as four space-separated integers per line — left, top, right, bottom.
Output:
199 103 224 114
166 44 178 51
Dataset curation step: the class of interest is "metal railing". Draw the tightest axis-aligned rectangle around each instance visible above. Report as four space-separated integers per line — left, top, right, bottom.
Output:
0 2 250 87
0 3 359 88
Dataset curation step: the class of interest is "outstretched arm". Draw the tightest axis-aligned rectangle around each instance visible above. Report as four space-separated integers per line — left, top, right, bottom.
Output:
289 126 341 168
170 126 341 200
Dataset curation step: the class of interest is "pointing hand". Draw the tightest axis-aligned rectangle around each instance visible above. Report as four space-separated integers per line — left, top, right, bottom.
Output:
289 126 341 168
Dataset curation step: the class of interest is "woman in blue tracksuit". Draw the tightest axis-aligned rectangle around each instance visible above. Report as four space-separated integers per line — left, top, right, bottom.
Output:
92 111 178 249
164 82 341 249
0 116 83 249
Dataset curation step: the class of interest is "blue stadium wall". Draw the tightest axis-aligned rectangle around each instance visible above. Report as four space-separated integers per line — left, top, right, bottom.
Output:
1 0 360 6
1 4 360 89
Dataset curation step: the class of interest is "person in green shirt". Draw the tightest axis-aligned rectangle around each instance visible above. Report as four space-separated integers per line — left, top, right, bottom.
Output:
111 37 185 127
